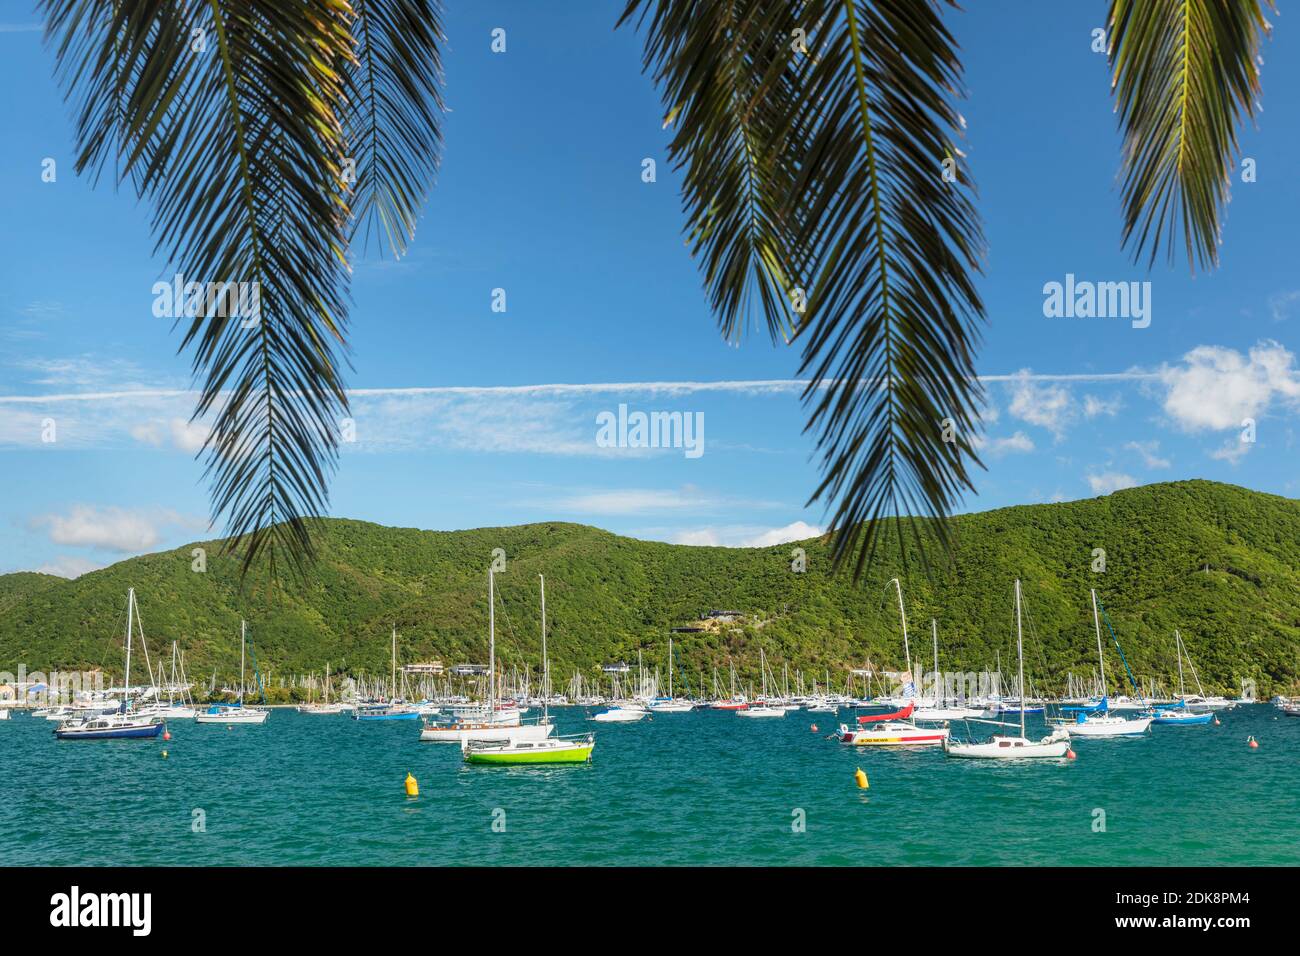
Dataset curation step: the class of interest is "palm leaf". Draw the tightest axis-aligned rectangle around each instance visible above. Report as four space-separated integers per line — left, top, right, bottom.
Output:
344 0 446 257
43 0 356 576
619 0 802 343
623 0 986 577
1108 0 1273 270
43 1 445 578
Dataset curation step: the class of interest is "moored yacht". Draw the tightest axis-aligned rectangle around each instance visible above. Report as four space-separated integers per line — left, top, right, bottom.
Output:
944 582 1072 761
54 589 164 741
421 567 554 743
195 621 270 725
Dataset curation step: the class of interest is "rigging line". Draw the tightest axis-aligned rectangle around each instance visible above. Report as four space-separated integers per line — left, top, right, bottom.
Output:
1097 599 1145 703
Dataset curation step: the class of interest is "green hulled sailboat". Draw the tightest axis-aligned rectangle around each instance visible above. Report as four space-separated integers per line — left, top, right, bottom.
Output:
462 573 595 767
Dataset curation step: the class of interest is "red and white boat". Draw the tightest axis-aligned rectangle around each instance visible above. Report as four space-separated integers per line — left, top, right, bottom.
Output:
710 698 749 711
837 703 950 747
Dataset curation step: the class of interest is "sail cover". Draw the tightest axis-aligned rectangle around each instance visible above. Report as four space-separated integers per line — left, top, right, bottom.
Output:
857 702 915 724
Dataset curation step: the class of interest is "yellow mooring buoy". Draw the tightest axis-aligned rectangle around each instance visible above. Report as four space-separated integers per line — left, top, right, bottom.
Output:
854 767 868 789
404 772 419 797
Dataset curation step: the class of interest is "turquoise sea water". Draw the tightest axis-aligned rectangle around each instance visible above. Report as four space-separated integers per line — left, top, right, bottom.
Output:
1 705 1296 866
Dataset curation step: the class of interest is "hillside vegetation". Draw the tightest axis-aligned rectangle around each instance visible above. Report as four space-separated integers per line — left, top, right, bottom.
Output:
1 481 1297 697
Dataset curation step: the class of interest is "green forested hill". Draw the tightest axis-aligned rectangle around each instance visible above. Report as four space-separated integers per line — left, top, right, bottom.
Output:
1 480 1297 696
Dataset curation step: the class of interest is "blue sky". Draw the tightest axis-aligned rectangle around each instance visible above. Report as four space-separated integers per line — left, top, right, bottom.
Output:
1 1 1298 578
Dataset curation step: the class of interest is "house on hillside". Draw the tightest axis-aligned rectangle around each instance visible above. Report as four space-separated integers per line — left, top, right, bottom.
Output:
701 609 744 622
449 663 488 676
403 661 444 676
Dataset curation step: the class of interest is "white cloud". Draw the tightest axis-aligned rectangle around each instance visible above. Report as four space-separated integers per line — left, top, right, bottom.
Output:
973 431 1034 456
666 521 823 548
1083 393 1123 418
1007 370 1074 437
1125 440 1170 469
554 487 720 516
16 355 153 391
131 417 209 453
738 521 823 547
1209 439 1251 465
1086 472 1137 495
1157 341 1300 432
1268 290 1300 322
30 506 204 553
35 556 104 579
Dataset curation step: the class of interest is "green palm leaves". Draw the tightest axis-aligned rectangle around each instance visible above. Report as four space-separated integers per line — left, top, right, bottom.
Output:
40 1 1273 582
345 0 446 257
617 0 802 344
1108 0 1273 270
42 0 444 575
623 0 986 576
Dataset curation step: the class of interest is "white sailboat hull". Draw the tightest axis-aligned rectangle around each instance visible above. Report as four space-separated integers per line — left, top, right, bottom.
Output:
1064 715 1152 737
944 733 1071 759
296 702 346 714
196 707 269 724
735 706 785 718
420 721 554 743
589 707 648 722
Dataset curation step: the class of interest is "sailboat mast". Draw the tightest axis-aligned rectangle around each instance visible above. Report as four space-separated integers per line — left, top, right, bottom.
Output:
668 637 673 699
931 619 939 706
1175 629 1185 698
240 619 246 704
891 578 912 680
124 588 135 706
488 568 495 718
391 624 397 700
539 573 548 723
1090 588 1107 698
1015 580 1025 738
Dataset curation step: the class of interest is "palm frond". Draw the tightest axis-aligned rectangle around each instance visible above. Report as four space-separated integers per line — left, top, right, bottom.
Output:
43 0 356 576
345 0 446 258
623 0 986 577
619 0 802 343
1108 0 1273 270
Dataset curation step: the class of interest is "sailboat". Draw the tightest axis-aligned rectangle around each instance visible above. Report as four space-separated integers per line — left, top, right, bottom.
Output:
882 577 920 706
912 620 983 721
943 581 1071 759
1165 632 1234 711
422 567 555 743
837 701 950 746
155 641 197 719
298 662 346 715
1062 590 1153 738
648 638 694 713
195 621 270 724
709 660 748 709
463 574 595 765
1152 631 1214 725
736 647 784 717
589 701 649 722
353 627 420 720
54 588 165 740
